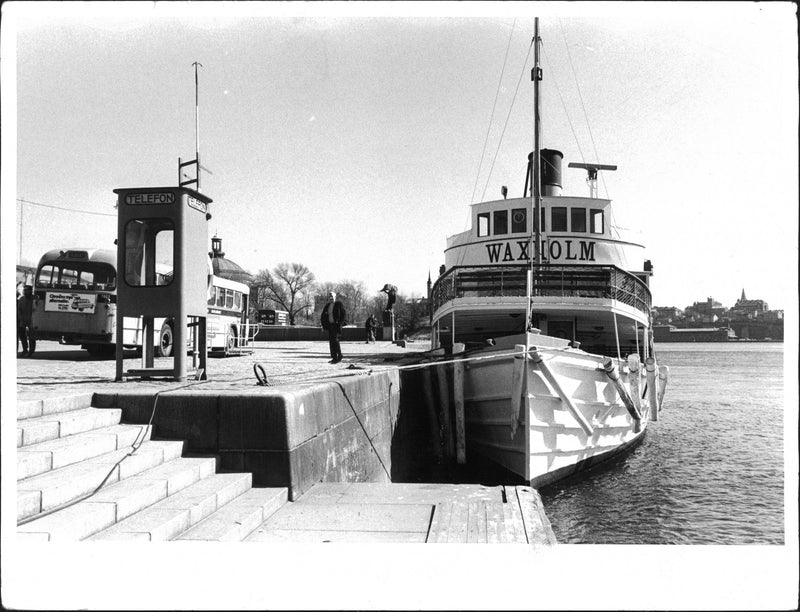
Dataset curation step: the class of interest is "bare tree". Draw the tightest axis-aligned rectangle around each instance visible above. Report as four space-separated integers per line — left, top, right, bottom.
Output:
335 279 369 324
253 263 315 325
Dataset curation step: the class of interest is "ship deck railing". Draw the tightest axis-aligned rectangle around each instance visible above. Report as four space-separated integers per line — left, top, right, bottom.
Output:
431 264 652 317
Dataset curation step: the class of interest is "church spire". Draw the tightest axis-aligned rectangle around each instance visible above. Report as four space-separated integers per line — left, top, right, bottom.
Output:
740 288 747 303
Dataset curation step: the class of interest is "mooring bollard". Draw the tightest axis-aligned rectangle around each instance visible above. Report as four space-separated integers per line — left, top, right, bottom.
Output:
645 357 658 421
452 343 466 464
530 349 594 436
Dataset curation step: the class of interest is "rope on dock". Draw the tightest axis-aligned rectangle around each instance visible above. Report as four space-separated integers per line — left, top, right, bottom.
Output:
250 344 582 387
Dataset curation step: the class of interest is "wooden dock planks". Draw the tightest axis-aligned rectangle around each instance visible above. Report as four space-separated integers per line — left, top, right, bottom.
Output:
246 482 556 545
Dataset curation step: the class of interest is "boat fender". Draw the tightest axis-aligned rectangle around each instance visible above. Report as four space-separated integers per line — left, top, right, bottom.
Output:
657 365 669 413
603 359 642 426
645 358 658 421
626 354 643 416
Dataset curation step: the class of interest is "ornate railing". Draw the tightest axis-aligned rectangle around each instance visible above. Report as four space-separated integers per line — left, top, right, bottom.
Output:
431 265 651 317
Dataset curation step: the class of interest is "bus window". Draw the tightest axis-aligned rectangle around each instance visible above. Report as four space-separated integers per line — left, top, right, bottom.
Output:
208 286 217 306
79 270 94 289
234 292 241 311
59 267 78 289
216 287 225 308
225 289 234 309
37 265 56 288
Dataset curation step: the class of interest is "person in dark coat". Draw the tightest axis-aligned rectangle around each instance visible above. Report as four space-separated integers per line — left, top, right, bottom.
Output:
17 284 36 357
365 314 377 343
321 291 346 363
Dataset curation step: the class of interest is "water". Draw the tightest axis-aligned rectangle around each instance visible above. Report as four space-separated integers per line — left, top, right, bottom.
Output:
539 342 787 544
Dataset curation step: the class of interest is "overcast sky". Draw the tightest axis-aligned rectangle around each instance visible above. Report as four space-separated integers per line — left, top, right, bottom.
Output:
4 2 797 313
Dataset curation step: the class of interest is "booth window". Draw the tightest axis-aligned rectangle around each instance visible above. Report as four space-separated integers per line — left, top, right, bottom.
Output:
571 208 587 232
124 218 175 286
477 213 490 237
590 209 604 234
551 207 567 232
511 208 527 233
493 210 508 235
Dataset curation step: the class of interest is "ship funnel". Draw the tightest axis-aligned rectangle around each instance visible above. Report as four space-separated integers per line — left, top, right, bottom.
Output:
525 149 563 197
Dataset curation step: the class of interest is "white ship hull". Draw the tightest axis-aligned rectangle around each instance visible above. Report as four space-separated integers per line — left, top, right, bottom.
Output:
460 333 658 488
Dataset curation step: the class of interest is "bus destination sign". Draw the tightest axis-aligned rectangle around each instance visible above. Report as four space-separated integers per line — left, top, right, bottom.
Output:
125 192 175 205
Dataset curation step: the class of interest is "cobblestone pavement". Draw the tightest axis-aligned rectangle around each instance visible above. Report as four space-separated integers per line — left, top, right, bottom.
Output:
15 339 432 402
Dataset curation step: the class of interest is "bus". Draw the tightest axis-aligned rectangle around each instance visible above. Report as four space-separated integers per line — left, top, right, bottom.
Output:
32 247 256 356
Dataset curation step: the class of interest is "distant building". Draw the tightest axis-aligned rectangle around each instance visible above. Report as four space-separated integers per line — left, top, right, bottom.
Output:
651 306 684 324
730 288 769 318
688 296 726 317
209 235 253 284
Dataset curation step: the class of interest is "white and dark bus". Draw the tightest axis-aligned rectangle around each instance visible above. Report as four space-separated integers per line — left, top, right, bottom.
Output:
32 247 254 356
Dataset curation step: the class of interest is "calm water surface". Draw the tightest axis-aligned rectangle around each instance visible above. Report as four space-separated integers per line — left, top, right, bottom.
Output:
539 342 786 544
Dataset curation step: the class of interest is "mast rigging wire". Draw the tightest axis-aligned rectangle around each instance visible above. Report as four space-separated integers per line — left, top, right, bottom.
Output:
478 38 534 203
558 19 610 200
470 18 517 207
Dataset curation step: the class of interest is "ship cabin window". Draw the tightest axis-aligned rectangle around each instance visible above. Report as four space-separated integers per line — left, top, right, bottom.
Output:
590 209 604 234
477 213 490 237
511 208 526 233
571 208 587 232
493 210 508 235
551 207 567 232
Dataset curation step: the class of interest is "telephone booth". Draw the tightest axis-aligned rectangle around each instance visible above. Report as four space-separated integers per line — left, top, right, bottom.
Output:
113 186 212 381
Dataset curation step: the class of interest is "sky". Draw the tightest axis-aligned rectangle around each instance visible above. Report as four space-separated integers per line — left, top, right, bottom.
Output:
3 1 797 314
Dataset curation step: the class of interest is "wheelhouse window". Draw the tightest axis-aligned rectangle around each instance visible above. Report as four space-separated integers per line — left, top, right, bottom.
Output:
590 209 604 234
477 212 490 237
571 208 587 232
124 218 174 286
493 210 508 235
551 207 567 232
511 208 527 233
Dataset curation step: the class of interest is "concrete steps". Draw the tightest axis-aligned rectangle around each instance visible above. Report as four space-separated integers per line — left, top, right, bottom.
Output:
16 393 288 541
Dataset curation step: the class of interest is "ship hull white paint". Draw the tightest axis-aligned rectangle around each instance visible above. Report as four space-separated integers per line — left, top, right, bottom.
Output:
461 333 648 488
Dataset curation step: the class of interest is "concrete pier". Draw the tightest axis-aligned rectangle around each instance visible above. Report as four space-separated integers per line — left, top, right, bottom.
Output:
13 339 556 544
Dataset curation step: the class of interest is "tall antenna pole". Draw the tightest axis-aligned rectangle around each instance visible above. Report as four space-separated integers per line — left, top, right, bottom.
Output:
193 61 203 191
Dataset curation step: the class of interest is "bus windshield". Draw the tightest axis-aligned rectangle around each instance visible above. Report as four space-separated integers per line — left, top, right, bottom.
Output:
36 261 117 291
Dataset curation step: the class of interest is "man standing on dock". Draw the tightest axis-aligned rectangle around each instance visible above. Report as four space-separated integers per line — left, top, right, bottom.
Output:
17 284 36 357
321 291 346 363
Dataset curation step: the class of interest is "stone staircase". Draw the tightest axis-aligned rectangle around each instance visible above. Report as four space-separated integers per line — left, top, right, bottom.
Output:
16 393 288 541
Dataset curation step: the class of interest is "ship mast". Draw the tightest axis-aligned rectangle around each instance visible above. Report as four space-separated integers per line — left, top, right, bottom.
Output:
527 18 543 330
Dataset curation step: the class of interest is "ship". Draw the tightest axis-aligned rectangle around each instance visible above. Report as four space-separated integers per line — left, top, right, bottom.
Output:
428 19 669 488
